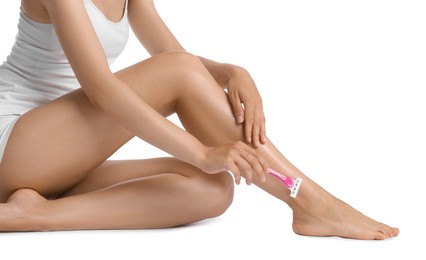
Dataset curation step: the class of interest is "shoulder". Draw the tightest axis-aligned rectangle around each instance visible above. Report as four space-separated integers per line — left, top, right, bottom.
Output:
21 0 51 23
21 0 86 23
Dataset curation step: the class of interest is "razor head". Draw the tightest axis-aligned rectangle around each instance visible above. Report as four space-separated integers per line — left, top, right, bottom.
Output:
289 177 302 198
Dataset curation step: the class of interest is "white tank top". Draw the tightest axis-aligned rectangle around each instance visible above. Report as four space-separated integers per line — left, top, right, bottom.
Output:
0 0 129 116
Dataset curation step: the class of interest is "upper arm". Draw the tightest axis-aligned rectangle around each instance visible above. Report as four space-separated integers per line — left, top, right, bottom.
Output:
128 0 184 55
42 0 114 98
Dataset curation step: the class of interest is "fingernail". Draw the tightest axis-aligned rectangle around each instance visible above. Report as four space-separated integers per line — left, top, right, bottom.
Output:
237 116 244 123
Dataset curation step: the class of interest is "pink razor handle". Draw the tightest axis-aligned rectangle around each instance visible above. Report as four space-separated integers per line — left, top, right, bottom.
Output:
267 168 302 198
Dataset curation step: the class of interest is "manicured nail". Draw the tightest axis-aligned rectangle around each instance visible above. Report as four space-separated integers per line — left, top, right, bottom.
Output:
237 116 244 123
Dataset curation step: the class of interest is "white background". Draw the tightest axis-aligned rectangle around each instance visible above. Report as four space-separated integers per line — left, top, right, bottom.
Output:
1 0 425 259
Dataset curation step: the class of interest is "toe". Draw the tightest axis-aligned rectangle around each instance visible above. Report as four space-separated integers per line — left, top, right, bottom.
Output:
376 223 400 239
375 230 387 240
391 227 400 237
381 224 392 238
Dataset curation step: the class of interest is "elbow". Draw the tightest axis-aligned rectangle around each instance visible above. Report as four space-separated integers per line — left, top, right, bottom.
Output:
79 76 115 111
87 94 104 111
81 84 105 110
82 81 109 110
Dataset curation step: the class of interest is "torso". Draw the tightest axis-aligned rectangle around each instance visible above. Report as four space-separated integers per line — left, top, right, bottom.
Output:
21 0 127 23
0 0 130 116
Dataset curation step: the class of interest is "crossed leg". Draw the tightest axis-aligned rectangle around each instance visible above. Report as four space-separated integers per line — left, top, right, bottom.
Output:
0 51 398 239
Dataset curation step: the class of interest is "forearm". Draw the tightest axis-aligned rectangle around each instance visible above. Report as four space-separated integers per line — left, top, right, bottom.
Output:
89 76 206 167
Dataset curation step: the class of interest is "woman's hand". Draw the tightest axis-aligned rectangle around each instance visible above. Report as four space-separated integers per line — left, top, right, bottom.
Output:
200 142 269 185
227 67 267 147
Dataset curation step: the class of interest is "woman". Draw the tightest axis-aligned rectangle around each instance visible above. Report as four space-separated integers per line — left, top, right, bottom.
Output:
0 0 398 239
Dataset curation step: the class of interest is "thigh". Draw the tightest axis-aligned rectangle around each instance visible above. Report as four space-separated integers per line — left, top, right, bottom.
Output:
0 89 133 200
0 52 191 201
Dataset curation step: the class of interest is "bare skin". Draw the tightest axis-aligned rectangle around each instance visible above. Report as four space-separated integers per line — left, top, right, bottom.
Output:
0 0 398 239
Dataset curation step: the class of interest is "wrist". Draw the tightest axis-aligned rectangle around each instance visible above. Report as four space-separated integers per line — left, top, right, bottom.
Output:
197 56 246 88
221 64 246 87
193 144 211 171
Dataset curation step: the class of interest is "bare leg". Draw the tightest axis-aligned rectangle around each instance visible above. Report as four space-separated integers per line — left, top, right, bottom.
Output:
1 158 233 231
114 52 399 239
0 51 398 238
0 52 236 231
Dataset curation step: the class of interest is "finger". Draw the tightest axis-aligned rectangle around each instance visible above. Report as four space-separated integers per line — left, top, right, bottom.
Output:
243 147 264 176
257 155 269 183
260 117 267 144
252 111 260 148
228 162 242 185
235 156 253 185
230 94 244 124
237 144 265 183
241 144 269 182
244 103 254 143
247 152 267 183
256 107 266 144
245 152 268 183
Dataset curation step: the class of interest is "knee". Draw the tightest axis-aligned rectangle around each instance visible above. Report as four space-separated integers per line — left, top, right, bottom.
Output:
201 172 234 219
158 50 206 78
160 50 200 65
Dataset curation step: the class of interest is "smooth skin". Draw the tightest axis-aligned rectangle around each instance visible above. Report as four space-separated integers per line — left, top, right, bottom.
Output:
0 0 398 239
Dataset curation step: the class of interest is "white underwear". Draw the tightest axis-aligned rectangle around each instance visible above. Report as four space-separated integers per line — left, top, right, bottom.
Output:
0 115 20 162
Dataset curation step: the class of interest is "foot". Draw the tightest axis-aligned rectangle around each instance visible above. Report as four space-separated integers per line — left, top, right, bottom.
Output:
0 189 47 231
290 180 399 240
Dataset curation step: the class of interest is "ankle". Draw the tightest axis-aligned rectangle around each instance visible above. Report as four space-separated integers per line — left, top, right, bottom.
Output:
30 202 51 231
4 189 50 231
287 179 331 214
